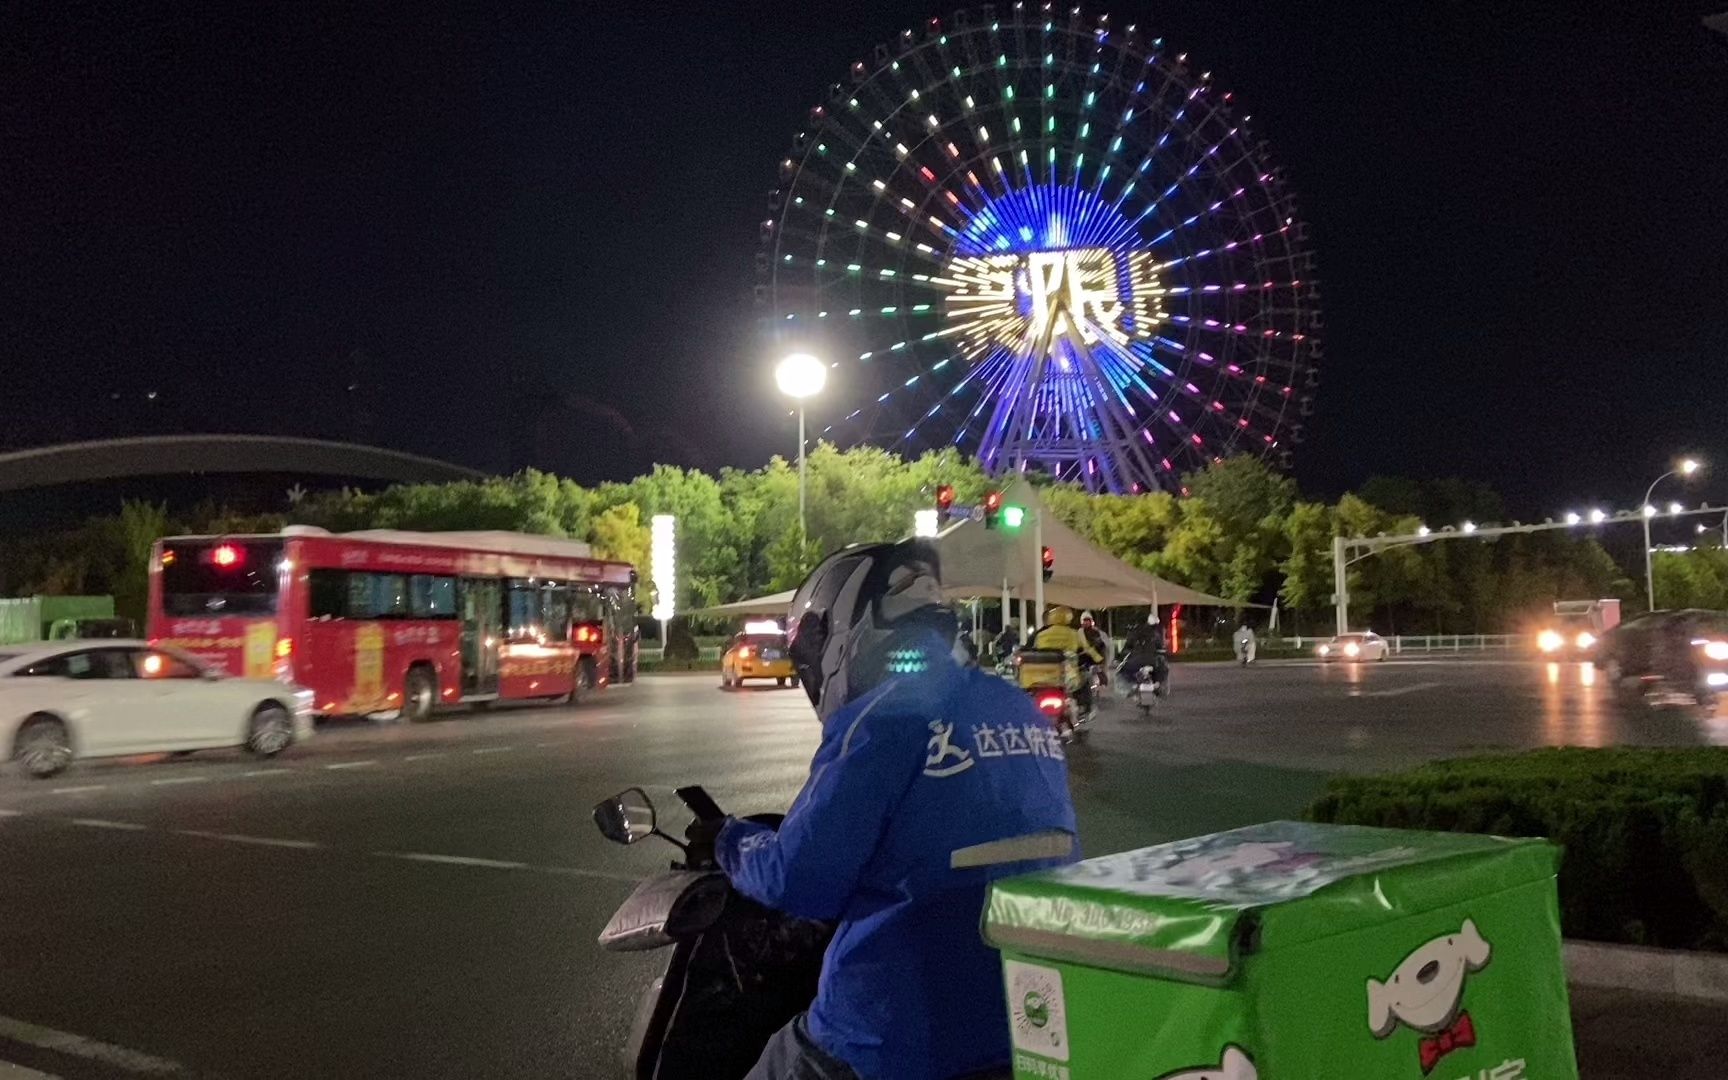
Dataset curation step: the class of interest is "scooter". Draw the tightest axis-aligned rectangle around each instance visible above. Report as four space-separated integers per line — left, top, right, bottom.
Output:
1014 648 1092 741
594 786 830 1080
1120 655 1170 716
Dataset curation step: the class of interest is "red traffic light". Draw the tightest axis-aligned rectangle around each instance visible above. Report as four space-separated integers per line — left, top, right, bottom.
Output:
936 484 955 510
1041 545 1055 581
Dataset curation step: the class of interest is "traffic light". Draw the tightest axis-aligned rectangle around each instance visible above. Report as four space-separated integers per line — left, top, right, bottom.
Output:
983 490 1003 529
1041 545 1055 582
1001 504 1026 529
935 484 956 525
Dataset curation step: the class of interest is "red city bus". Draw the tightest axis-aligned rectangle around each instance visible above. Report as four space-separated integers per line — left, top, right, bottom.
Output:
147 527 638 720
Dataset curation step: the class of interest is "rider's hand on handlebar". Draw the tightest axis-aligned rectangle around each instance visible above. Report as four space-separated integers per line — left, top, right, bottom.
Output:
683 816 728 869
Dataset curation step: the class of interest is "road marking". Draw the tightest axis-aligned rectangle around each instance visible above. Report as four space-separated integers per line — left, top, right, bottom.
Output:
534 864 645 885
242 768 292 778
149 776 207 787
69 819 149 832
48 786 106 796
0 809 21 818
1358 681 1443 698
0 1014 181 1075
0 1060 59 1078
404 752 445 761
325 760 378 770
175 830 321 850
379 852 527 870
470 746 514 755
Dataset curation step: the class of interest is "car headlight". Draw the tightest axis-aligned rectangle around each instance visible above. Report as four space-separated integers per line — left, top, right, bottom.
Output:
1537 630 1564 653
1702 640 1728 662
1575 631 1596 650
1318 644 1330 656
1344 642 1361 658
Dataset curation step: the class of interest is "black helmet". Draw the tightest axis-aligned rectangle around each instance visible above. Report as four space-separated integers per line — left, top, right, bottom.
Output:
787 540 953 718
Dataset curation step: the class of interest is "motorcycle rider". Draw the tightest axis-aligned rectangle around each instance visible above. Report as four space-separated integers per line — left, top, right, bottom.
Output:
1120 611 1169 689
715 541 1079 1080
1032 606 1103 716
1079 611 1112 692
1232 620 1258 665
991 621 1021 666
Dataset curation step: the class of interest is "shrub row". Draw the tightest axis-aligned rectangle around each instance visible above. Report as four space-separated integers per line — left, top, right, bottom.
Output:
1307 748 1728 952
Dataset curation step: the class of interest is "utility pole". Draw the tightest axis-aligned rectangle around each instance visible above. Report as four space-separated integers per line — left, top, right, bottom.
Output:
1332 534 1350 635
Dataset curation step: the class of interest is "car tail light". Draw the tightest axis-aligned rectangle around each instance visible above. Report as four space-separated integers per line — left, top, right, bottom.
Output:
211 544 242 568
1037 693 1066 714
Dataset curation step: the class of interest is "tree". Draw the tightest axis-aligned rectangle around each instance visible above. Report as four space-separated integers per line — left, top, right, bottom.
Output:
1279 501 1334 615
588 503 650 570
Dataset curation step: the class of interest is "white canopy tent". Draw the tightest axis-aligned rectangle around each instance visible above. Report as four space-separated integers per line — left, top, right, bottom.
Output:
686 590 797 619
688 476 1253 623
929 476 1252 610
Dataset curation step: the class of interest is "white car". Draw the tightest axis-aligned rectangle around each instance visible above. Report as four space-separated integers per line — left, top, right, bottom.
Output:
1 640 313 779
1318 631 1391 662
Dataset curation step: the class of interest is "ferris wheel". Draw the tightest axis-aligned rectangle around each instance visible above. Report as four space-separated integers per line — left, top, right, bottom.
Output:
759 5 1321 495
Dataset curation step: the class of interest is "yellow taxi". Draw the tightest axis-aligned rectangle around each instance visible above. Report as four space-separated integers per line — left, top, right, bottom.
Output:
720 622 795 689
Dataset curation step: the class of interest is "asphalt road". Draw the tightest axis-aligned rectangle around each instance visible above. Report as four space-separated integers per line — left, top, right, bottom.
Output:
0 659 1723 1079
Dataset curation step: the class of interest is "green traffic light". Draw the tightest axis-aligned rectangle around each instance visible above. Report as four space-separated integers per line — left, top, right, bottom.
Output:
1002 505 1025 529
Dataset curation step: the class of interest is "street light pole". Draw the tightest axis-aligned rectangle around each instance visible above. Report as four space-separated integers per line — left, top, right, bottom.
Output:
797 403 807 546
1641 458 1701 611
774 353 828 553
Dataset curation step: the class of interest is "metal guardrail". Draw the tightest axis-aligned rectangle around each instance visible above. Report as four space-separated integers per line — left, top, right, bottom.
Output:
1282 633 1522 654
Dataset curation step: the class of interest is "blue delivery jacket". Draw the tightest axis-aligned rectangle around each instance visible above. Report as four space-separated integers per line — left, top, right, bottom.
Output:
717 645 1078 1080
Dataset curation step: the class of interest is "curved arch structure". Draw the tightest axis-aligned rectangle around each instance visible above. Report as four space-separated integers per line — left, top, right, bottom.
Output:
0 435 488 492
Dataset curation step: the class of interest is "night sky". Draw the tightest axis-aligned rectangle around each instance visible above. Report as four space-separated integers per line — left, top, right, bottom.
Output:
5 2 1727 516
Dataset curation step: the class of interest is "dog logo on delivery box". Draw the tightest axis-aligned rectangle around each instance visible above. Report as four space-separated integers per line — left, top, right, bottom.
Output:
1367 919 1493 1074
1155 1045 1257 1080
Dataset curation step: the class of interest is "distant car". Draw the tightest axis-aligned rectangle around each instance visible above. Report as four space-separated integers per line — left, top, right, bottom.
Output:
1593 610 1728 706
720 629 795 689
47 616 136 641
1317 631 1390 662
1 640 313 779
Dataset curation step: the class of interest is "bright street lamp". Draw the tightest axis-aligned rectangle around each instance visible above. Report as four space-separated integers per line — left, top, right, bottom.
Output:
775 353 828 548
1642 457 1704 611
1461 521 1477 534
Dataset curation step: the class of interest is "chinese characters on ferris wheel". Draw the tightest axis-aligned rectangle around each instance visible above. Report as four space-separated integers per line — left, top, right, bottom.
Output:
761 6 1320 494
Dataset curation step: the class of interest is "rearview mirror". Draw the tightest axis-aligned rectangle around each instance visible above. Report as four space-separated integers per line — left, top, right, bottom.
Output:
594 787 657 845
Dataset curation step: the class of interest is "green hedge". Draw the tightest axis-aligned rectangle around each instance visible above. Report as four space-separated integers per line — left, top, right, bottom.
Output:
1307 748 1728 952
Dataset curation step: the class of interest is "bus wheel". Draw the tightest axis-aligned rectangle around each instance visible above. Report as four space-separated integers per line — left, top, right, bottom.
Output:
570 658 597 706
402 666 437 723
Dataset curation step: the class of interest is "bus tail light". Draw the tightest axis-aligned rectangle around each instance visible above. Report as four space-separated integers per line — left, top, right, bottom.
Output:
575 623 603 645
275 637 294 660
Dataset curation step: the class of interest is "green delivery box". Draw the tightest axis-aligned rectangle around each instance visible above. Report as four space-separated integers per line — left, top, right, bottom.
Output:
985 821 1577 1080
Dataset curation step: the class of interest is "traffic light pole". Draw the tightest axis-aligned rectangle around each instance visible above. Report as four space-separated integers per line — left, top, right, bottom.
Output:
1033 510 1045 629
